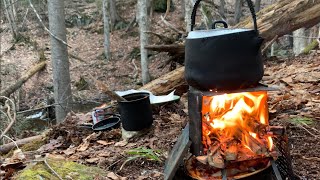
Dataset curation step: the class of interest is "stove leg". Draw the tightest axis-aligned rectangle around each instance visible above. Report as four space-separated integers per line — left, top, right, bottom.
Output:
271 159 283 180
222 169 227 180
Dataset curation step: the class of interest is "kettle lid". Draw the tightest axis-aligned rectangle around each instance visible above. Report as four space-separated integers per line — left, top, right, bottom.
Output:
187 29 252 39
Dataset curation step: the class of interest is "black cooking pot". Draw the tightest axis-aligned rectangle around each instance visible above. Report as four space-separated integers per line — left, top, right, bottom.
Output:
185 0 264 90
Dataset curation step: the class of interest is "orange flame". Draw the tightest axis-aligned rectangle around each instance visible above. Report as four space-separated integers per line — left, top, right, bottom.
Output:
202 91 274 156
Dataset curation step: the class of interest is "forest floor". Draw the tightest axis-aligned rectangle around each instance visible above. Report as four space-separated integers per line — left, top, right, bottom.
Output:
1 0 320 179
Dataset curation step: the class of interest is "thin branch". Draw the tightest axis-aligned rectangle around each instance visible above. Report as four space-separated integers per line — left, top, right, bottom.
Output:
2 134 19 150
28 0 71 48
160 15 185 35
0 96 16 140
262 35 278 54
297 124 319 139
44 158 63 180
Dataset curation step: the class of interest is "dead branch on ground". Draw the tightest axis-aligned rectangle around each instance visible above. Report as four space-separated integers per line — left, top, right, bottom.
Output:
0 96 16 140
0 61 47 98
0 135 44 154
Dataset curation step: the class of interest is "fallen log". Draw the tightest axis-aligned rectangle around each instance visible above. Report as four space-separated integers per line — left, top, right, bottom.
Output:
0 61 47 98
0 135 44 154
138 66 185 95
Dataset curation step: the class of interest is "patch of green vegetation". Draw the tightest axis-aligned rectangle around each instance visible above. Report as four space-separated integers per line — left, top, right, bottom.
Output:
14 34 39 49
114 21 128 30
290 117 314 125
16 158 107 180
38 49 46 62
153 0 174 13
85 0 96 3
120 31 139 39
302 40 319 54
120 147 162 170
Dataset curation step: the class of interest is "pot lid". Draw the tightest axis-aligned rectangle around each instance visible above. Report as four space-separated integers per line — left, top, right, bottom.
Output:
187 28 252 39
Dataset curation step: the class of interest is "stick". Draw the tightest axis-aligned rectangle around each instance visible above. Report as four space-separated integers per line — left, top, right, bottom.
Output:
160 15 185 35
89 75 127 102
0 61 46 98
0 96 16 140
0 135 44 154
44 158 63 180
28 0 71 48
262 35 278 54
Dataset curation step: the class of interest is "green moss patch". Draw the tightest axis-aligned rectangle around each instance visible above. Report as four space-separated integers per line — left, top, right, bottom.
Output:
16 158 106 180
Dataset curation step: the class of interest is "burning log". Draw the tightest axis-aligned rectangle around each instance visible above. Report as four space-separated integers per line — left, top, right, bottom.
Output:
196 156 208 165
225 142 238 161
208 150 225 169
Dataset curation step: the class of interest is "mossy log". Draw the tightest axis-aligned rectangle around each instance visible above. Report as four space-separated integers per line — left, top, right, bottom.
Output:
302 39 319 54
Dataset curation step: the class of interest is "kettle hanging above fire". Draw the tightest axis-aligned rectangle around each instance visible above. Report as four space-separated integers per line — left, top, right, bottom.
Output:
185 0 264 90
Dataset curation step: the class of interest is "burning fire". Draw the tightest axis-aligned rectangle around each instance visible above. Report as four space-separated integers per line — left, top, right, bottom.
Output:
202 91 274 158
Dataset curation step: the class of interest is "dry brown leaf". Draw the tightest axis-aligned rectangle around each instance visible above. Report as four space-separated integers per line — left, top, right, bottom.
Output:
137 176 148 180
77 141 90 152
114 140 128 147
97 140 114 146
46 154 65 160
86 157 100 163
107 172 120 180
98 152 111 157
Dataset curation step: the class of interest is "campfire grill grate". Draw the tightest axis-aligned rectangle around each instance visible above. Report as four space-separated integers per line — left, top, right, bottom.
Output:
273 134 297 180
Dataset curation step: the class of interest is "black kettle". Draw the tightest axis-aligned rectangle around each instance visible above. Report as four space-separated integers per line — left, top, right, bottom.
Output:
185 0 264 91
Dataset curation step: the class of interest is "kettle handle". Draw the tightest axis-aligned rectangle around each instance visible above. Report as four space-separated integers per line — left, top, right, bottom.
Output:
190 0 258 33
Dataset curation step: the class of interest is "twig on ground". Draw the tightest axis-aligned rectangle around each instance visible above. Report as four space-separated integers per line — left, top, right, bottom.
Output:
2 135 20 150
262 35 279 54
131 59 139 79
297 124 319 139
160 16 185 35
28 0 71 48
302 156 320 162
125 16 136 32
0 96 16 140
44 158 63 180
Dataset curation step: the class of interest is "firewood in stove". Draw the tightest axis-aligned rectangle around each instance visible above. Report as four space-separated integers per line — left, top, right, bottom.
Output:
208 149 225 169
196 156 208 165
225 143 238 161
267 126 285 136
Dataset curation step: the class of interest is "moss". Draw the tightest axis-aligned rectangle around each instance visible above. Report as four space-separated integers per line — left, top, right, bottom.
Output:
16 158 106 180
302 40 319 54
3 138 46 158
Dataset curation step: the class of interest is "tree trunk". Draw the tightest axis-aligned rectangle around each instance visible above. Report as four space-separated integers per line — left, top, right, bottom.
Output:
138 0 151 84
234 0 243 24
109 0 122 29
103 0 111 61
293 28 307 55
143 0 320 95
219 0 226 19
48 0 73 122
255 0 261 12
181 0 186 19
3 0 18 40
185 0 193 32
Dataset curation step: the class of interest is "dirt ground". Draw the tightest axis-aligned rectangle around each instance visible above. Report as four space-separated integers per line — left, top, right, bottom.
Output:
1 0 320 179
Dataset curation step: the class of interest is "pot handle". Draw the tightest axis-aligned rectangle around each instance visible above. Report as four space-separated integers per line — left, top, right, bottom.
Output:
212 20 228 29
190 0 258 33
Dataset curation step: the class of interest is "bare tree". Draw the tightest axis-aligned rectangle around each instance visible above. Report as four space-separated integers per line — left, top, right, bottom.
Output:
109 0 122 29
103 0 111 61
185 0 193 32
293 28 307 55
255 0 261 12
234 0 243 24
3 0 18 40
48 0 73 122
138 0 151 84
219 0 226 19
